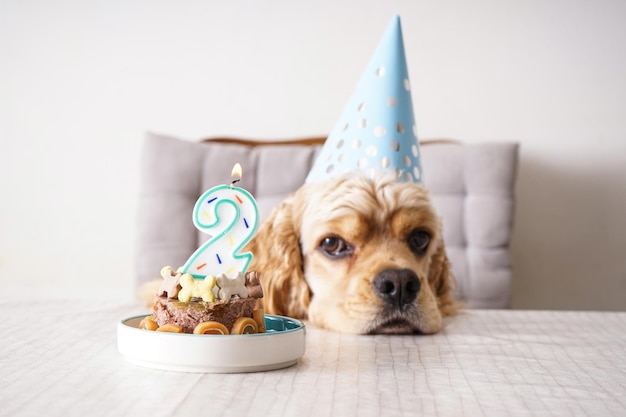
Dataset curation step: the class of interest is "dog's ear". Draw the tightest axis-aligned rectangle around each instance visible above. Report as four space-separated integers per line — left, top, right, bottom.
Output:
427 241 458 316
246 191 311 319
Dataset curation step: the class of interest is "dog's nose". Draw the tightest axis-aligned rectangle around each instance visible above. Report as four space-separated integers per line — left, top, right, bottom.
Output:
372 268 421 307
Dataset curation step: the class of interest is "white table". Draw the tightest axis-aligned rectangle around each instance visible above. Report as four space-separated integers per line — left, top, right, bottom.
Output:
1 300 625 416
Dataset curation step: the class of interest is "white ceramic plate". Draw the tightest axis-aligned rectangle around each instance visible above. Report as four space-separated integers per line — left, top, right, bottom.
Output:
118 314 306 373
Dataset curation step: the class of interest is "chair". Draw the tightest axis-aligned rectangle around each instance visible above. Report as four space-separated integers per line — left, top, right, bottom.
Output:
136 132 518 308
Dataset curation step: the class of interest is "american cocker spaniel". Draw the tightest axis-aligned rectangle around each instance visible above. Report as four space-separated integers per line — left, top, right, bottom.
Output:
247 173 457 334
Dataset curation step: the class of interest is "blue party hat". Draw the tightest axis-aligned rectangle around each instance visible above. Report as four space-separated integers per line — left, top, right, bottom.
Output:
306 15 423 184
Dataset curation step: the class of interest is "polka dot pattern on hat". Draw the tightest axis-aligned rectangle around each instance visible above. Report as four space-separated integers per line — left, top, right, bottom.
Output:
306 15 423 184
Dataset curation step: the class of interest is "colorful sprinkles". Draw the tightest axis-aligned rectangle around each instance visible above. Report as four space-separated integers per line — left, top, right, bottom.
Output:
182 182 258 280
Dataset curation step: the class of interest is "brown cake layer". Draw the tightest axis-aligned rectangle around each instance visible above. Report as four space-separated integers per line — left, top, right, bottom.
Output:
152 296 258 334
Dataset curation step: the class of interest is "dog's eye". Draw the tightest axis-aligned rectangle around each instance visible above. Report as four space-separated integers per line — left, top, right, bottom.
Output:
319 236 353 259
408 230 430 255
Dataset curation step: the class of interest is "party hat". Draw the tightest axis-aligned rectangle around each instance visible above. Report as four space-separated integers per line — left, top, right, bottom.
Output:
306 15 423 184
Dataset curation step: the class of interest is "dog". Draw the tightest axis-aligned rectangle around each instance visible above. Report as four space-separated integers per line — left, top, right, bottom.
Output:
246 172 457 334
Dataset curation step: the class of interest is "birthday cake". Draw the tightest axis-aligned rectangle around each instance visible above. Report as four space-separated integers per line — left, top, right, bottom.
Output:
140 163 265 335
139 267 265 335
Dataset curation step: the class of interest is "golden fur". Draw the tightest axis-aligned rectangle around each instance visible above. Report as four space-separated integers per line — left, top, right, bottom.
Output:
246 173 457 334
140 173 457 334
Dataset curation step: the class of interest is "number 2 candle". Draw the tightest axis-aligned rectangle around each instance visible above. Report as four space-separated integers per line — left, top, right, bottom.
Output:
181 163 259 280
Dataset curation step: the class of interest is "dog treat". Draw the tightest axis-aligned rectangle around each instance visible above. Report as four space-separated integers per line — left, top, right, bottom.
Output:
146 270 266 335
157 266 182 299
178 274 216 303
217 272 248 301
253 308 266 333
156 324 183 333
231 317 258 334
245 271 264 299
193 321 230 335
139 316 158 331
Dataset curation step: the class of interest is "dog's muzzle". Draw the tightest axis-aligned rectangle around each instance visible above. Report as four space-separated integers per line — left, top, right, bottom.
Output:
372 268 421 307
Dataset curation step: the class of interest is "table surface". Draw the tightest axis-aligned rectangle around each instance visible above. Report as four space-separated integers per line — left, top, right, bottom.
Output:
1 300 625 417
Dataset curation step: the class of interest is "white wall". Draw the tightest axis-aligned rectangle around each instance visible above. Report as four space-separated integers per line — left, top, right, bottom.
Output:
1 0 625 309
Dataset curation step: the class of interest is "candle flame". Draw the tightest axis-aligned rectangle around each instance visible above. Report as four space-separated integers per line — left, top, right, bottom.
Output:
231 163 242 186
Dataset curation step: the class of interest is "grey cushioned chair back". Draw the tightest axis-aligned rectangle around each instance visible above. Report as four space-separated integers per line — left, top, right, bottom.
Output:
137 132 518 308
